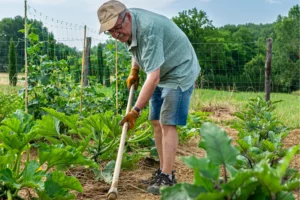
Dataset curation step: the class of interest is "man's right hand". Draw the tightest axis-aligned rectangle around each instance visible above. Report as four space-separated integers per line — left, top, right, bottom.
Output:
126 68 139 90
119 109 139 130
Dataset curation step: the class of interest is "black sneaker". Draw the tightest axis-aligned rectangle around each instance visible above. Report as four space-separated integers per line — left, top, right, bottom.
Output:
147 173 176 195
140 168 161 185
140 169 177 185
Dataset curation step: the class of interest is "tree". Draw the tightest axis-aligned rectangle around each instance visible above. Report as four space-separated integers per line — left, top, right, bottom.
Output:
104 65 110 87
273 5 300 91
0 16 24 72
47 32 55 60
172 8 215 44
8 38 17 86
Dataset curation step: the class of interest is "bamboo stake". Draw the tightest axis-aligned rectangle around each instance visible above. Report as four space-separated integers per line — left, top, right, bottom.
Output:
24 0 28 113
115 39 118 115
80 25 87 114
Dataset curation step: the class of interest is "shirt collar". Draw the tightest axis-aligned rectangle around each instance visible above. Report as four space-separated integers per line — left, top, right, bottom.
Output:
127 11 137 51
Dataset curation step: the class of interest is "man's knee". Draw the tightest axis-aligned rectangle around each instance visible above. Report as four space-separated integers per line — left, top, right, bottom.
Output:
161 124 177 136
151 120 161 130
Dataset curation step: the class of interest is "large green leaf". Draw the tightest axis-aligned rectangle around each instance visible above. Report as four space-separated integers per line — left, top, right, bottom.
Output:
95 160 115 184
181 156 219 180
0 168 21 190
282 179 300 191
34 115 60 138
222 170 253 196
42 108 79 132
60 135 78 147
276 145 299 178
161 183 207 200
254 160 281 193
276 191 295 200
248 186 270 200
239 181 259 200
37 191 76 200
50 170 83 192
193 171 215 192
83 113 105 133
0 151 16 170
0 118 23 134
40 170 82 199
0 130 36 152
20 161 44 189
38 144 97 170
100 112 122 137
199 122 239 166
261 140 276 152
236 139 251 152
196 192 226 200
10 109 34 134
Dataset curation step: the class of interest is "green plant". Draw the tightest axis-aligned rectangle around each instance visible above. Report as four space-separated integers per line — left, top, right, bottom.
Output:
234 96 290 167
161 122 300 200
21 29 113 119
0 110 96 200
0 92 22 122
178 111 210 143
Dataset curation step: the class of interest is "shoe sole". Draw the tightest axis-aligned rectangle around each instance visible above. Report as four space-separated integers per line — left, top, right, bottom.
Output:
147 186 160 195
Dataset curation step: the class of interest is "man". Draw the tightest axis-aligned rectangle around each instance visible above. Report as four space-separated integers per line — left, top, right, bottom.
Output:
97 0 200 195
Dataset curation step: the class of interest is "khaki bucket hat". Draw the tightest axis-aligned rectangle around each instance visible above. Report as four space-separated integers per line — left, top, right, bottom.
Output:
97 0 127 33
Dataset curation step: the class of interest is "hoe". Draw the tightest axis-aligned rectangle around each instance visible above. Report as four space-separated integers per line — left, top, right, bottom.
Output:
107 85 135 200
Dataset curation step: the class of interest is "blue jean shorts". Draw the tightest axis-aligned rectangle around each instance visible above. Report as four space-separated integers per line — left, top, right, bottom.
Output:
149 85 194 126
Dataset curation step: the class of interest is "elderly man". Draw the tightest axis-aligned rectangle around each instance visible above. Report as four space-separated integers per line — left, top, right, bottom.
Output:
97 0 200 195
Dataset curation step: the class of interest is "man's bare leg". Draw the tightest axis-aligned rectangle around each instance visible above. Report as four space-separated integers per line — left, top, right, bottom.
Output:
161 125 178 175
151 120 163 169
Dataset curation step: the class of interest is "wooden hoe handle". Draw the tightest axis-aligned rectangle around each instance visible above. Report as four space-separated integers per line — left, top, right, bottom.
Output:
107 85 135 200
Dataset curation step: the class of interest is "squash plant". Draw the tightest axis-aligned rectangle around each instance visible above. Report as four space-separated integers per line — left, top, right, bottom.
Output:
0 110 96 200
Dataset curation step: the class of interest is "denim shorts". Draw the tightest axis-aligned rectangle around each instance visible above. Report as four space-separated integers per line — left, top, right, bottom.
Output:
149 85 194 126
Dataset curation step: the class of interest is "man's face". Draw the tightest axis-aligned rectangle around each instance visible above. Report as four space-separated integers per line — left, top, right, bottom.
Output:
106 12 132 43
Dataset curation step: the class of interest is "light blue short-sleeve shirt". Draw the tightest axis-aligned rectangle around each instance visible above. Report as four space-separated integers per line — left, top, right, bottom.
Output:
127 8 200 92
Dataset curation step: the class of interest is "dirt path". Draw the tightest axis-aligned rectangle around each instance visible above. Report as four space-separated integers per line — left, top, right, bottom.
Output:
74 136 204 200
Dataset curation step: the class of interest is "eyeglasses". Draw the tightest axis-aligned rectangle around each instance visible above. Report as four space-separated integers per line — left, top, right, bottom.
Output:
104 12 126 35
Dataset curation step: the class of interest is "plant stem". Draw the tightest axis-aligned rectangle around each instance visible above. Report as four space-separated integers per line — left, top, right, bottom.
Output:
26 145 30 163
13 153 21 174
243 154 253 168
223 164 227 183
7 190 12 200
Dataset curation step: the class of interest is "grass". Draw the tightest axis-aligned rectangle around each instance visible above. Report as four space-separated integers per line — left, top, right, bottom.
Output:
0 85 22 94
191 89 300 129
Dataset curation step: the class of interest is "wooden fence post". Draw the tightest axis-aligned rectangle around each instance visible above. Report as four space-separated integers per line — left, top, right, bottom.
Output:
265 38 272 101
84 37 91 86
80 26 86 114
